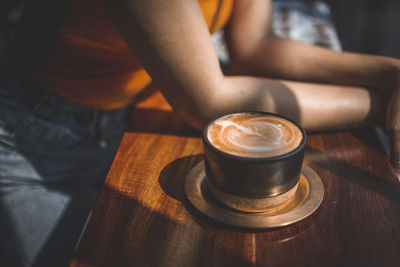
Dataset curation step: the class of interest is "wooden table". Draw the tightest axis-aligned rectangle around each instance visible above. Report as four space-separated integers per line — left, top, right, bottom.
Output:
70 91 400 267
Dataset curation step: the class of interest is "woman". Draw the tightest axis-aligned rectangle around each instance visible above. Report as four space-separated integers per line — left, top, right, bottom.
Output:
1 0 399 266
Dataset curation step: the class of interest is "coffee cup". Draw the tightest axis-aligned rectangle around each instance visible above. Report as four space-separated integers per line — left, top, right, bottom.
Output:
202 111 307 212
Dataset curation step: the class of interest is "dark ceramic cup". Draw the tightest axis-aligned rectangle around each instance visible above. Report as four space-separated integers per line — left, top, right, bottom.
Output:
202 112 307 212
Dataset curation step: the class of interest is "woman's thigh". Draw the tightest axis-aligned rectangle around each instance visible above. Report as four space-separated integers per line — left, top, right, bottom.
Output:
0 74 131 266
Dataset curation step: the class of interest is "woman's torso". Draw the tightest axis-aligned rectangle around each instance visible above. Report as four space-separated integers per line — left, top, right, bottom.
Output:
24 0 234 110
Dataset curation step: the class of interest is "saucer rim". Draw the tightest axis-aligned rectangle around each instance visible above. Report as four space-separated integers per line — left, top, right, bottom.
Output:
184 161 324 229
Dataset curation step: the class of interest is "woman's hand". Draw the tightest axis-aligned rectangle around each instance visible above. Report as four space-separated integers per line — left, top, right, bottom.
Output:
387 67 400 181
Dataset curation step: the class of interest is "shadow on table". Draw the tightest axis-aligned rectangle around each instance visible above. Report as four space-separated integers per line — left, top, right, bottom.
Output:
72 185 260 267
75 140 400 266
306 146 400 204
351 128 388 155
158 154 319 237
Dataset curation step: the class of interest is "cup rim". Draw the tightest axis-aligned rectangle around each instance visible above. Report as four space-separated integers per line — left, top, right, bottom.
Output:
202 111 307 162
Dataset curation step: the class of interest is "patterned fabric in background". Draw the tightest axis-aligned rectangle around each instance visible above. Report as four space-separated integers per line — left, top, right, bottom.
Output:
273 0 341 51
212 0 341 68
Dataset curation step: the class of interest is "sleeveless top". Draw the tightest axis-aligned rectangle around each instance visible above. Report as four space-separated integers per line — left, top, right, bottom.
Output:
24 0 234 110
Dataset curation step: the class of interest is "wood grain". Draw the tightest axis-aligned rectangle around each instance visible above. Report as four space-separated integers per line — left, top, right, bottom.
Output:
71 91 400 267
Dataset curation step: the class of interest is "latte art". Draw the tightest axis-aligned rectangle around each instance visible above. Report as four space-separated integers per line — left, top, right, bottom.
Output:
207 113 303 158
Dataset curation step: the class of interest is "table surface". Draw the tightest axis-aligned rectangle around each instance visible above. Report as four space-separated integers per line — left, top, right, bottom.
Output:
70 91 400 267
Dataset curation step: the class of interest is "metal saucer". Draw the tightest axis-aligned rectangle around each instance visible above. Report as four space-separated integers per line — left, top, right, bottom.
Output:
184 161 324 229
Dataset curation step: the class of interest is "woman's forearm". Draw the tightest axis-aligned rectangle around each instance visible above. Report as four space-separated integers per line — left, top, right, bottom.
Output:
181 74 386 131
229 37 400 93
212 76 386 131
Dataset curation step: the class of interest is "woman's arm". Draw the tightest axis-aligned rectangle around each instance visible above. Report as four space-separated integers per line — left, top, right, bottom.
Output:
102 0 225 128
226 0 400 173
226 0 400 92
102 0 386 130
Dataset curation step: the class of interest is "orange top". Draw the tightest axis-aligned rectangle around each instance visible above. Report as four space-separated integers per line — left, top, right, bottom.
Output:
25 0 234 110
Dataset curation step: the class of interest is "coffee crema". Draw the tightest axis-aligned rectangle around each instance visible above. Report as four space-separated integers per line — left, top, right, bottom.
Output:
206 113 303 158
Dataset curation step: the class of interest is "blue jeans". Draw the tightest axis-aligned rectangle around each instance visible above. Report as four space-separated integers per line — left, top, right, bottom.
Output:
0 73 132 266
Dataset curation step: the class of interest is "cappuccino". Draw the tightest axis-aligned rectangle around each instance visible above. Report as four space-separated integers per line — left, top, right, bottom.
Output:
206 113 303 158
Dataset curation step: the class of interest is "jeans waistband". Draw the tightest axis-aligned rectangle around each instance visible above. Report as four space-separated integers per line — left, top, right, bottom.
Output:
0 71 134 138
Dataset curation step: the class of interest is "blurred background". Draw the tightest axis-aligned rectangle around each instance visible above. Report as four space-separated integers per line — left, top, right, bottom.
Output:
326 0 400 58
0 0 399 67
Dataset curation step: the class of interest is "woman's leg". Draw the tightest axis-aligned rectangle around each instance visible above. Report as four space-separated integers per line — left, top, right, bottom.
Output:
0 74 132 267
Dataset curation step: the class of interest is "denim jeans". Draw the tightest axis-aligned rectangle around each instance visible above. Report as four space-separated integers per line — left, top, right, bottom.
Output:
0 73 133 266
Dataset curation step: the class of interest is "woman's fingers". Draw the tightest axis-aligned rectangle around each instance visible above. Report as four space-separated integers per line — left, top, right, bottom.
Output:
387 89 400 178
